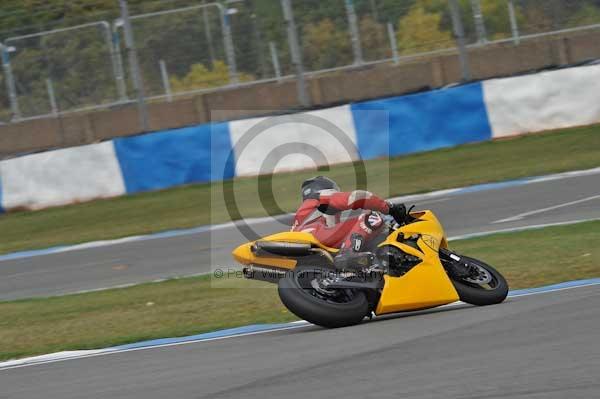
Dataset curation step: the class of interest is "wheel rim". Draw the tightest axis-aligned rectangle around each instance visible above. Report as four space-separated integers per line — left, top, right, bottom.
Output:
462 263 492 285
460 261 500 291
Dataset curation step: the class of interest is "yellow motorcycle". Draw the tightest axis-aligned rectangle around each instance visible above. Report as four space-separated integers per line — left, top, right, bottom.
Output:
232 207 508 328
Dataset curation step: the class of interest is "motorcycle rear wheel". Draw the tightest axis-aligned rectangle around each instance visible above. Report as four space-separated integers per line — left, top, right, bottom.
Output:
278 266 369 328
449 255 509 306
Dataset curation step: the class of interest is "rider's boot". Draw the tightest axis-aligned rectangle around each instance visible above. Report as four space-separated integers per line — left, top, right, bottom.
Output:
333 233 375 271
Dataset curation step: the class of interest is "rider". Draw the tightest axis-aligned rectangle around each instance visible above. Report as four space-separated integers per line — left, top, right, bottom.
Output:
292 176 407 267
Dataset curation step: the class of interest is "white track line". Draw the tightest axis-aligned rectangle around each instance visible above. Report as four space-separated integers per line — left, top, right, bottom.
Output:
449 218 600 240
0 323 311 371
2 167 600 263
493 194 600 223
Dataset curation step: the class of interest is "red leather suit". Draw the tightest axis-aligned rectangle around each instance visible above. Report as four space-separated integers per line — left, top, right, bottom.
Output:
291 190 390 250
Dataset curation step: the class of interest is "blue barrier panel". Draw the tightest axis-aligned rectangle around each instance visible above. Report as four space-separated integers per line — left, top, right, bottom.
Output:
114 122 235 194
351 83 492 159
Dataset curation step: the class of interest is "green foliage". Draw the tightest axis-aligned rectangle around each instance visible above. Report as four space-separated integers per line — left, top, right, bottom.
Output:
517 1 556 34
359 15 389 61
169 60 254 92
566 4 600 27
302 18 352 70
1 0 600 118
396 2 454 54
5 26 117 116
480 0 515 40
356 0 417 24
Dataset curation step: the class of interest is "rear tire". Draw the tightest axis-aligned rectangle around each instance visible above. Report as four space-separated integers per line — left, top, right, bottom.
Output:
450 256 509 306
278 267 369 328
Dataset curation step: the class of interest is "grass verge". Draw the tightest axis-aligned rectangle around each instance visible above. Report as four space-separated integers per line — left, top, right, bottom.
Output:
1 124 600 255
1 220 599 361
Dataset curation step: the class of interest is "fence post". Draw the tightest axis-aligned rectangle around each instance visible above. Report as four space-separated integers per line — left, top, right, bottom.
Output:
110 22 129 101
269 41 282 82
202 0 216 67
345 0 364 65
387 22 399 65
508 0 520 45
369 0 379 22
220 8 239 84
0 44 21 120
281 0 310 107
159 60 173 102
249 0 268 79
119 0 149 131
46 78 58 116
470 0 488 44
100 21 128 103
449 0 472 81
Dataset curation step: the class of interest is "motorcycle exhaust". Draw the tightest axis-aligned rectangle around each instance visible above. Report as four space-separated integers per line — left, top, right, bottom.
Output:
243 265 288 283
251 241 312 257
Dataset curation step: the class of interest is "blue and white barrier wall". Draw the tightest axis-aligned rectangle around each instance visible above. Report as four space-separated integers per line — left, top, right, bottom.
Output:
0 142 126 211
484 63 600 137
1 63 599 212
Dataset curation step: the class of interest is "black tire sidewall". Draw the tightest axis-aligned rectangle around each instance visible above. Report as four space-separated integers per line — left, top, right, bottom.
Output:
277 267 369 328
450 256 509 306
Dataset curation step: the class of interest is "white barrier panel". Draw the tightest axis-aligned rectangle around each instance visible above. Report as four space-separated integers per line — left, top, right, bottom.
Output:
228 105 359 177
483 64 600 138
0 141 125 210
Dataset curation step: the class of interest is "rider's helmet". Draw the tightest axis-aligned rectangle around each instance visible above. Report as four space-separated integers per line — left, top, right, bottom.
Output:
301 176 340 201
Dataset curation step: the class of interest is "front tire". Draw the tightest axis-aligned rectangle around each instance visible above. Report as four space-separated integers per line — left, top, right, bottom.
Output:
278 267 369 328
449 256 509 306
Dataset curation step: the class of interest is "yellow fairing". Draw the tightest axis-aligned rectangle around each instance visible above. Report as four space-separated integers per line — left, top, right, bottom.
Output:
231 241 297 269
231 231 339 270
375 210 459 314
257 232 340 252
375 265 460 314
232 210 459 314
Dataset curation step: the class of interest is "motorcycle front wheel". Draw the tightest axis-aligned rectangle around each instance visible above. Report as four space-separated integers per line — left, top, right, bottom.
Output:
277 266 369 328
449 255 509 306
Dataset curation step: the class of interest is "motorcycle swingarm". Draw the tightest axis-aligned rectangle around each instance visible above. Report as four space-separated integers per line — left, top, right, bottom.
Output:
326 279 384 291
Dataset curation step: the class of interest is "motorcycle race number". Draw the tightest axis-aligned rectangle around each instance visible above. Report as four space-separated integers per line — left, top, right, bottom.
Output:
354 237 363 251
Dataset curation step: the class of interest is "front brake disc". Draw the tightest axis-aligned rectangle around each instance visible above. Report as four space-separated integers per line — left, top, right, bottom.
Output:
462 264 492 285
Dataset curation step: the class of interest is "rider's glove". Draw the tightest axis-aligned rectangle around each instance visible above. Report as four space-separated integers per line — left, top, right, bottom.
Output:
387 202 407 225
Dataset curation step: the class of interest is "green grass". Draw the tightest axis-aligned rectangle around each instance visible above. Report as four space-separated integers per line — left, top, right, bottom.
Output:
1 124 599 255
1 221 599 361
450 221 600 289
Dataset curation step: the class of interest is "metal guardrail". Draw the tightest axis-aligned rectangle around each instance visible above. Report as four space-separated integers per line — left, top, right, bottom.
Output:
6 18 600 125
2 0 600 126
3 21 117 120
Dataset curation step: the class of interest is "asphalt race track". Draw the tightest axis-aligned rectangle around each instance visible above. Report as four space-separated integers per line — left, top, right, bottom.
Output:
1 169 600 300
1 284 599 398
1 169 599 398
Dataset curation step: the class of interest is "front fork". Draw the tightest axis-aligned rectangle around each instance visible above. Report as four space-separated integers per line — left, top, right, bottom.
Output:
439 248 473 278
